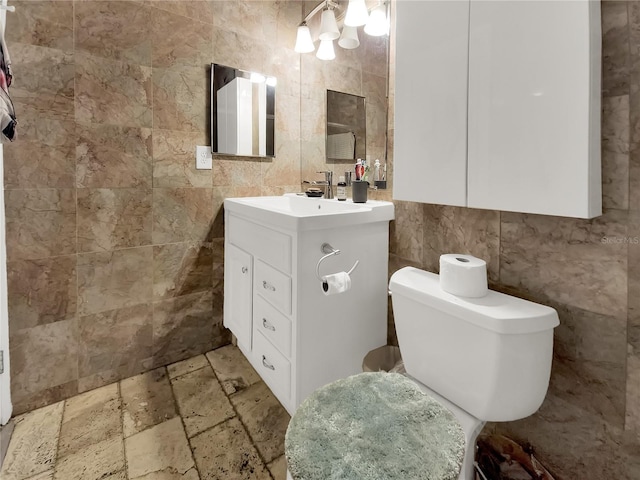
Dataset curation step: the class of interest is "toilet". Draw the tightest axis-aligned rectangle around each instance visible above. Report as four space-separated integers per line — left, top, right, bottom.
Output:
285 266 559 480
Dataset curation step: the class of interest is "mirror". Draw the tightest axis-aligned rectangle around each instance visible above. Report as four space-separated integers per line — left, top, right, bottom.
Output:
299 30 389 192
211 63 276 157
326 90 366 161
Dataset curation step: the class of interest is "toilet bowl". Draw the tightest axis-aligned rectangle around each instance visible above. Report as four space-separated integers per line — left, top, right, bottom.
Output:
285 266 559 480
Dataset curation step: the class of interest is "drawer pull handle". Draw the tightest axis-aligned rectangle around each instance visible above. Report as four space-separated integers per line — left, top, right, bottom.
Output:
262 318 276 331
241 266 248 274
262 355 275 371
262 281 276 292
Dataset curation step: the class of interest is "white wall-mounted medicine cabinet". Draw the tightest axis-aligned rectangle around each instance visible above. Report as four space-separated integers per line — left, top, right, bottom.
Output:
394 0 601 219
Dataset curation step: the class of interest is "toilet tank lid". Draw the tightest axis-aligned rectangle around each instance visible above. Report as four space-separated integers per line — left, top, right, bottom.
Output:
389 267 559 334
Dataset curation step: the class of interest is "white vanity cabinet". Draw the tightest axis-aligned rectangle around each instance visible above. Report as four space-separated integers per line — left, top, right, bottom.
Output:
223 196 394 415
394 0 601 219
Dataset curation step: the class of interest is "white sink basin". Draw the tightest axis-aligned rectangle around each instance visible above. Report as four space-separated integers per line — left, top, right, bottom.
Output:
224 194 394 230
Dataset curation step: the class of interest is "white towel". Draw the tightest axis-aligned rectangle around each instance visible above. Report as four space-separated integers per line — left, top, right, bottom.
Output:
327 132 355 159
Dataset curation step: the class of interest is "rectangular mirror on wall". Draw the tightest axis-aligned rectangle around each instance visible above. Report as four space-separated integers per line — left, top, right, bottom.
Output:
326 90 366 161
211 63 276 157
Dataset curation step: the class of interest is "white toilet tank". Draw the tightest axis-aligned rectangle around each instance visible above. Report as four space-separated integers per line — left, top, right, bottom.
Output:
389 267 559 422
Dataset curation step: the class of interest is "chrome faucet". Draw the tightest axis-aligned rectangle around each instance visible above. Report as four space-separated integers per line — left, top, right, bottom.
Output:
303 171 334 199
316 171 333 199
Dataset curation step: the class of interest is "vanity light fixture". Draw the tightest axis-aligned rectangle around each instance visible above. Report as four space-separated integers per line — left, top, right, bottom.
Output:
344 0 369 27
248 72 276 86
319 5 340 40
338 25 359 49
364 3 389 36
295 22 315 53
250 72 266 83
317 39 336 60
294 0 388 60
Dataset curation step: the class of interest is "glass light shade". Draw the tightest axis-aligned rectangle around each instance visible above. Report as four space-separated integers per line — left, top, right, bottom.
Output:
316 39 336 60
344 0 369 27
338 25 360 49
364 4 388 36
319 8 340 40
294 24 315 53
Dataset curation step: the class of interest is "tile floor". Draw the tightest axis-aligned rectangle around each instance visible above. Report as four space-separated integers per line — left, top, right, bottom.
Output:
0 345 290 480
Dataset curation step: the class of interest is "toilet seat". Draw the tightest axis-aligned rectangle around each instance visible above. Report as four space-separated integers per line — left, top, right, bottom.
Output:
285 372 465 480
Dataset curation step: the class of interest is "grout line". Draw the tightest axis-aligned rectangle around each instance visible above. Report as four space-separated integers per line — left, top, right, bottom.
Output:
167 363 210 383
72 0 80 420
165 365 204 480
116 380 130 480
51 398 67 479
206 354 277 480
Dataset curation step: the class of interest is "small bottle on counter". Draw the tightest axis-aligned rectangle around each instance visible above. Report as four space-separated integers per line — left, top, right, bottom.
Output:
337 176 347 201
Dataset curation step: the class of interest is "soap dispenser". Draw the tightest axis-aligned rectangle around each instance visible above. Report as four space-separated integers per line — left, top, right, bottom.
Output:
337 176 347 201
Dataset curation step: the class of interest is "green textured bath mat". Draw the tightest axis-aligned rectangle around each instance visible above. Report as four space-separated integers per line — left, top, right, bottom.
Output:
285 372 465 480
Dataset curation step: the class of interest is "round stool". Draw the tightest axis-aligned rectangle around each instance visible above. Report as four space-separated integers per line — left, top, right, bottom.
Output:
285 372 465 480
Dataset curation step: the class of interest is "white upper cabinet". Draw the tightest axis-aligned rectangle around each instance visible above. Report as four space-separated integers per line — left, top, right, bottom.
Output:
394 0 602 219
394 0 470 207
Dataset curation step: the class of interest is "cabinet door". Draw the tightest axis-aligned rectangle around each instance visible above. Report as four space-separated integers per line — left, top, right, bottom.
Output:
467 0 601 218
394 0 470 207
224 244 253 351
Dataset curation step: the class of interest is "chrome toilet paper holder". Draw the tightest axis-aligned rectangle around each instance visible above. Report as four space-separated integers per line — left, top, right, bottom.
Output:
315 243 359 281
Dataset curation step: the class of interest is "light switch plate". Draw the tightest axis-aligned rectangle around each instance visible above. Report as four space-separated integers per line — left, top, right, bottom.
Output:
196 146 212 170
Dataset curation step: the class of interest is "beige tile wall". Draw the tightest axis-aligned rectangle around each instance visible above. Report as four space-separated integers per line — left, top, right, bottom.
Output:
4 0 302 414
4 0 385 415
387 1 640 478
6 0 639 478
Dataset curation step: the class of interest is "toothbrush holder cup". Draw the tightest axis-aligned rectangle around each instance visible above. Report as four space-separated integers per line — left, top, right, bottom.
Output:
352 180 369 203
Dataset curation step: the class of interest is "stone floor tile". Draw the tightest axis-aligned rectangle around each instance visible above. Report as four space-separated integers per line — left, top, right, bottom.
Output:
191 417 271 480
54 436 124 480
121 367 177 438
58 382 122 458
267 455 288 480
230 381 290 464
125 417 198 479
171 365 235 438
167 354 210 379
206 345 261 395
0 402 63 480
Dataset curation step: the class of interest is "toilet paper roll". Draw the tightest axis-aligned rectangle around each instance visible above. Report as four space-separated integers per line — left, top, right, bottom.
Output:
321 271 352 295
439 254 488 298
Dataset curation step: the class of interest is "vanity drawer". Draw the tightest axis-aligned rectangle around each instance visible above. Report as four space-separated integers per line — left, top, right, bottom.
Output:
254 296 292 358
254 260 291 315
227 215 292 274
253 330 291 403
